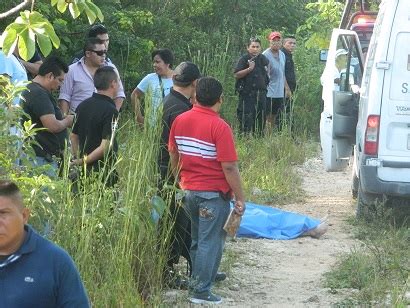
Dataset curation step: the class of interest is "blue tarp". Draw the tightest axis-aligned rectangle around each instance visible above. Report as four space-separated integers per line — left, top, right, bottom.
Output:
237 202 321 240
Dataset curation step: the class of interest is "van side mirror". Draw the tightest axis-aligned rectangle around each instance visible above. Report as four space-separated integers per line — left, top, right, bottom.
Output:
320 49 328 62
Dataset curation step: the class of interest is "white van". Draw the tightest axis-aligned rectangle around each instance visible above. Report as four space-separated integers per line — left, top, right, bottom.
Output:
320 0 410 216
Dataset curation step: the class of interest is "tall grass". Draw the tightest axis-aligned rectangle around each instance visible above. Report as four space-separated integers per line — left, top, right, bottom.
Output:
324 213 410 306
236 131 306 205
1 39 316 306
47 117 171 306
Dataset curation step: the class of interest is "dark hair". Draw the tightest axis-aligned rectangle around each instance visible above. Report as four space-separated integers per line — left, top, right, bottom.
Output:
88 24 108 38
38 56 68 77
151 48 174 68
247 37 261 47
0 180 20 197
83 37 105 54
195 77 223 107
283 35 296 42
94 66 118 90
173 80 191 87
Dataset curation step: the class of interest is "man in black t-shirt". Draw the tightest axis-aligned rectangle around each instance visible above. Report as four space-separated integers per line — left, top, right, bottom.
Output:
281 36 297 94
22 56 73 175
281 35 297 120
158 62 200 287
234 37 269 135
70 66 119 186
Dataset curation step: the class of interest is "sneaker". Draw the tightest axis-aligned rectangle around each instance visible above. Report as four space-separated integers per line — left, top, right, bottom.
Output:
189 291 222 304
215 272 227 282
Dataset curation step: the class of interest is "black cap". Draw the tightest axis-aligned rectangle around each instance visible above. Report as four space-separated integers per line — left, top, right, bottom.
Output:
173 62 200 83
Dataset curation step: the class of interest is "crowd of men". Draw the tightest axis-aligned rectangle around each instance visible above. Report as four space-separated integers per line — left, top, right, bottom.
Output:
1 26 296 305
234 31 297 135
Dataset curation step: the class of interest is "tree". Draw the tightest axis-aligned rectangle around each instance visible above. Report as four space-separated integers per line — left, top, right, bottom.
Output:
0 0 103 60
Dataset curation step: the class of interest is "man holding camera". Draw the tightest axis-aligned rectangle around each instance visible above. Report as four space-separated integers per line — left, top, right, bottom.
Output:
234 37 269 135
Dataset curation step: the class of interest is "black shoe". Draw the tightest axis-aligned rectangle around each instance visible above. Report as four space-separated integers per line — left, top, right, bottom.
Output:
215 272 226 282
189 291 222 304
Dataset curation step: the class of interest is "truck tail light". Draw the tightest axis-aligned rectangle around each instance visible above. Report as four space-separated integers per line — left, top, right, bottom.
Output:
364 115 380 155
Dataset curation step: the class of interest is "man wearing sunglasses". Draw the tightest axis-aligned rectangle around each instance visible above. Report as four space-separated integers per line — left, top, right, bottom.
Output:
58 37 125 114
71 24 112 65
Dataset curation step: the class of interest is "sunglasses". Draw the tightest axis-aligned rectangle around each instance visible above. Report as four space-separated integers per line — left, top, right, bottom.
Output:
88 49 107 56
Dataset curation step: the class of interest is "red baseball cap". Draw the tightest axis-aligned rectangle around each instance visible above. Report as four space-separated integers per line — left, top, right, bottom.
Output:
268 31 281 40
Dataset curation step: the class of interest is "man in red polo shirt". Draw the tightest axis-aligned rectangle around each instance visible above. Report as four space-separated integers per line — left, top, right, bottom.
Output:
169 77 245 305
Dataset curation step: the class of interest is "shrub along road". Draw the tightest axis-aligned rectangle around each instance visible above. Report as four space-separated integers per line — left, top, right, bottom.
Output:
164 156 358 306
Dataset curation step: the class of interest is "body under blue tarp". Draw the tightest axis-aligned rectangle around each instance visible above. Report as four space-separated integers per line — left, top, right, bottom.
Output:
236 202 320 240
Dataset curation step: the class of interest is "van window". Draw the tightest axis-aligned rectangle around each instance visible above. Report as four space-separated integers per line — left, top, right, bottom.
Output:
334 35 362 92
361 7 385 97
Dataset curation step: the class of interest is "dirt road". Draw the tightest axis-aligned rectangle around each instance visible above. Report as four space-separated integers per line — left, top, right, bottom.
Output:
164 156 357 307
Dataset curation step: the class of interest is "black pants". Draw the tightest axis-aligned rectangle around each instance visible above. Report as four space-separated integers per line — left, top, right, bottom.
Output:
159 166 192 275
237 90 267 135
266 97 286 129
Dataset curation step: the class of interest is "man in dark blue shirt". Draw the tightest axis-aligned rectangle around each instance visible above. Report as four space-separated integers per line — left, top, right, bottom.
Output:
0 180 89 308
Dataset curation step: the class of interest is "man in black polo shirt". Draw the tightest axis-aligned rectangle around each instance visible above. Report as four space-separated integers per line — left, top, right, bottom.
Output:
158 62 200 287
234 37 269 135
22 56 73 176
70 66 119 186
281 35 297 121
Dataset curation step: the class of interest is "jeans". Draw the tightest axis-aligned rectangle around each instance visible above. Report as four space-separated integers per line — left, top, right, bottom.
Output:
33 156 59 178
184 190 230 294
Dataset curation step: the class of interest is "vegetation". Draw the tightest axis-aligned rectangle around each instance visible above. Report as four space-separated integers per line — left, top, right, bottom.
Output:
324 209 410 306
2 0 407 306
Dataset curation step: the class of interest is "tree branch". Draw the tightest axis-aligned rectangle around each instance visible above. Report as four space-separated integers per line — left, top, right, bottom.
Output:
0 0 32 20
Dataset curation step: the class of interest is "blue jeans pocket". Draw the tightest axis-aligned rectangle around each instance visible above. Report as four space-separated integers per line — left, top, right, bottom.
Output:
199 206 215 221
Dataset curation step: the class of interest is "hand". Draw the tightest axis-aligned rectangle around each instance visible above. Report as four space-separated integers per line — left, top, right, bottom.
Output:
135 115 144 126
247 60 256 71
234 200 245 216
65 114 75 127
70 158 83 166
285 87 292 99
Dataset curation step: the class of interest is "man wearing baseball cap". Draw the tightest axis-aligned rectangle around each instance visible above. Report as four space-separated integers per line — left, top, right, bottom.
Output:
158 61 200 288
263 31 291 130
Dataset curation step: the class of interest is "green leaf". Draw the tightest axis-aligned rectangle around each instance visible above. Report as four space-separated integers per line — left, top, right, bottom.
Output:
9 22 27 35
1 28 17 55
37 33 52 57
18 29 36 61
84 6 96 24
28 11 46 24
19 10 30 23
87 1 104 22
150 195 166 217
43 23 60 48
69 3 81 19
51 0 58 6
57 0 68 13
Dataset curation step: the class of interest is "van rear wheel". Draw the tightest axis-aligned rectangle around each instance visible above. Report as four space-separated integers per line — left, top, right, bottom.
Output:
356 182 376 220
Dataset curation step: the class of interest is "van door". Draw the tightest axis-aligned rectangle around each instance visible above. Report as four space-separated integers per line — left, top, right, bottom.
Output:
377 1 410 183
320 29 363 171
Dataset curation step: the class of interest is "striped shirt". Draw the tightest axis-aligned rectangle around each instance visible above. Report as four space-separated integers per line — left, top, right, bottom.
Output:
169 105 237 193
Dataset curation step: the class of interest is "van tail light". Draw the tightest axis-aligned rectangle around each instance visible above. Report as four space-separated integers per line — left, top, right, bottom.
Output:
364 115 380 155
